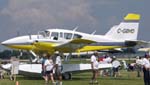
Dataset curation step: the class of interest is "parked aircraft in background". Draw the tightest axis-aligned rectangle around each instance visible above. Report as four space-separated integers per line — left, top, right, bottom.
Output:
1 63 112 79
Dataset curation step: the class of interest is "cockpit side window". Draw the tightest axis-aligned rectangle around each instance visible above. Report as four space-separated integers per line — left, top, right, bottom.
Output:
51 32 59 40
64 33 72 40
73 34 82 39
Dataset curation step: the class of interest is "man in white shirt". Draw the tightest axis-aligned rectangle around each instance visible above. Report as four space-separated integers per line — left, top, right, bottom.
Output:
55 52 63 85
105 56 112 64
112 56 121 77
142 54 150 85
91 52 99 83
135 56 143 77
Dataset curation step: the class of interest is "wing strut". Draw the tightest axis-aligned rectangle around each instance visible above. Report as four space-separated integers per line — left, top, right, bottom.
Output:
29 50 39 63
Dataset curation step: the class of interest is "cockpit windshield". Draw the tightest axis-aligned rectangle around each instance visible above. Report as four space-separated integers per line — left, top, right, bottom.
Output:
45 31 50 37
38 31 50 38
73 34 82 39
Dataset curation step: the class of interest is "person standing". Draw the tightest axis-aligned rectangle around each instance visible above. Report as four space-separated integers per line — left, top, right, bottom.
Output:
55 52 63 85
135 56 143 77
90 52 99 83
142 54 150 85
10 57 19 81
112 56 121 77
44 54 55 85
40 53 47 82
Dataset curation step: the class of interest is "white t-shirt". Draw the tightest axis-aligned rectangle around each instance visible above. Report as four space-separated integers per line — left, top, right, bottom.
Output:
105 57 112 63
142 58 150 68
91 55 99 69
103 57 112 64
112 60 121 68
56 56 62 66
122 60 128 69
136 59 143 65
44 59 53 71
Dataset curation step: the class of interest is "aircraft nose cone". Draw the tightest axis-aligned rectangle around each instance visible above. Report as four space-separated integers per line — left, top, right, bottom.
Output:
1 40 10 45
1 37 23 46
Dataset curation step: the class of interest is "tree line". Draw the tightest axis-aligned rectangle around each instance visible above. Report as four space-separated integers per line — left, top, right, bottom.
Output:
0 50 32 59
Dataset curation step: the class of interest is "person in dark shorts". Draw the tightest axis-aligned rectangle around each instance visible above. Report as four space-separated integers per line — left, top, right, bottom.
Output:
44 54 55 85
112 56 121 77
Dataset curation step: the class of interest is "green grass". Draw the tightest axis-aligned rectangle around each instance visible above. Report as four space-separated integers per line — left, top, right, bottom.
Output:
0 70 144 85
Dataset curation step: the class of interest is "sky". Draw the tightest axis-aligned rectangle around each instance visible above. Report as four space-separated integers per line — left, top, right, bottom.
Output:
0 0 149 50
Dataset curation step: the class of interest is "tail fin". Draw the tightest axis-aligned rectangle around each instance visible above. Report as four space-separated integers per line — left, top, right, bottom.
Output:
105 13 140 41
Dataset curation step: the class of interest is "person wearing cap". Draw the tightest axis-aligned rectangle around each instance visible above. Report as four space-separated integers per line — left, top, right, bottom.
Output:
142 54 150 85
90 52 99 83
135 56 142 77
55 52 63 85
112 56 121 77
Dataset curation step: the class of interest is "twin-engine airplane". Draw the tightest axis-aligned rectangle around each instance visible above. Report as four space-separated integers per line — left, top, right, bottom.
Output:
1 13 142 54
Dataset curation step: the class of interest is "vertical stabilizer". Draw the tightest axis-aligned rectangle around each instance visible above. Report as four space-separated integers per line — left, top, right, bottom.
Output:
105 13 140 41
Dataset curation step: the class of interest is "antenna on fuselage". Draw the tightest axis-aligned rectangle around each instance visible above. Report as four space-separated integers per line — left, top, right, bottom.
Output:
91 30 96 35
73 26 78 31
28 31 32 40
17 31 20 37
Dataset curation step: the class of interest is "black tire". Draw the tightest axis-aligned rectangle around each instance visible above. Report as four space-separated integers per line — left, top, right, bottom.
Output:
62 72 71 80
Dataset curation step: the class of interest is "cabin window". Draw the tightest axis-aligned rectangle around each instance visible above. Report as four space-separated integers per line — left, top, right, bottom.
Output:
73 34 82 39
64 33 72 39
51 32 59 40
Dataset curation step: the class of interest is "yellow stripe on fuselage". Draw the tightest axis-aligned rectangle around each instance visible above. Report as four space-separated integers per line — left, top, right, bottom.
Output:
77 46 123 52
5 45 35 50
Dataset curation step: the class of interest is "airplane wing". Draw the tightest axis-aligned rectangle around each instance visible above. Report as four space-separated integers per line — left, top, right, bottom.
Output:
77 46 122 52
70 38 96 44
59 39 125 52
32 38 149 53
125 40 150 48
76 40 148 52
55 39 96 52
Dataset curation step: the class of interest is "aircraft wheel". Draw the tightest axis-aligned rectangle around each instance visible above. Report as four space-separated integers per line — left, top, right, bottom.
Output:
62 72 71 80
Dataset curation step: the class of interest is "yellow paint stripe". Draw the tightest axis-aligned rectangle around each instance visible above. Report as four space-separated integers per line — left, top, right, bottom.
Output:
70 39 95 44
124 13 140 21
5 45 35 50
77 46 123 52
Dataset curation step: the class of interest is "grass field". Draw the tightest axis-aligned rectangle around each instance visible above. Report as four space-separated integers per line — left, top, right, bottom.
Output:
0 70 144 85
